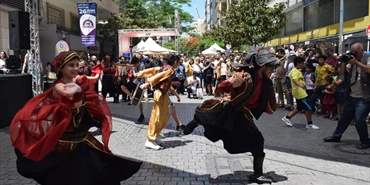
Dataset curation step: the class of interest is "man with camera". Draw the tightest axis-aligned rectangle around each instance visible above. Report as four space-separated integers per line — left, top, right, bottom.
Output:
324 42 370 149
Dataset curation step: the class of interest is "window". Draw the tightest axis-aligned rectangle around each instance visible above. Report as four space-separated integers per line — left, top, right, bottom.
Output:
343 0 368 22
47 3 64 26
285 8 303 36
304 0 335 31
70 13 80 32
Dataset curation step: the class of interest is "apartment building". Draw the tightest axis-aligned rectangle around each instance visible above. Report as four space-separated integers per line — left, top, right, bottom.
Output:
210 0 228 27
189 18 206 35
0 0 118 67
209 0 247 29
205 0 211 30
266 0 369 50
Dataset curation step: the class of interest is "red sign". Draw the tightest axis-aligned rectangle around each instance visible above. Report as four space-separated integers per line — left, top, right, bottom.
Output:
366 25 370 36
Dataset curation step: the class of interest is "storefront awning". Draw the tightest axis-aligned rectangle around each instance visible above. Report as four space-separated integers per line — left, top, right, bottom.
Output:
345 30 369 45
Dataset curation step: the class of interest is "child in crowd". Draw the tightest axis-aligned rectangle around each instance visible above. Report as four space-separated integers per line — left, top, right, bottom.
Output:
282 57 319 129
322 76 335 119
333 66 345 121
304 63 315 99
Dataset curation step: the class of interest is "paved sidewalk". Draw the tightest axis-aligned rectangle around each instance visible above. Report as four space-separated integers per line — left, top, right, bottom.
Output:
1 94 369 185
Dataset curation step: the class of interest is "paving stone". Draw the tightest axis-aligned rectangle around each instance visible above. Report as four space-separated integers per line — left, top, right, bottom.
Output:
1 95 370 185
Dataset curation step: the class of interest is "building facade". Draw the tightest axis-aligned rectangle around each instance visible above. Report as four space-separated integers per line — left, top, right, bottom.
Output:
266 0 370 51
205 0 211 30
189 18 206 35
0 0 119 69
209 0 241 28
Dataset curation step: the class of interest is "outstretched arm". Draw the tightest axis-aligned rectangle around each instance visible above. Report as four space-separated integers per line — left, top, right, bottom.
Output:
53 83 82 100
135 67 160 78
86 74 100 80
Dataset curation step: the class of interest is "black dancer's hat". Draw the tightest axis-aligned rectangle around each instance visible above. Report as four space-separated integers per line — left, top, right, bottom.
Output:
232 47 278 69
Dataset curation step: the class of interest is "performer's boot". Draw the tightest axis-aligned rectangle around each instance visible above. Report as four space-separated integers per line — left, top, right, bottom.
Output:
113 93 119 103
248 157 272 184
183 120 199 135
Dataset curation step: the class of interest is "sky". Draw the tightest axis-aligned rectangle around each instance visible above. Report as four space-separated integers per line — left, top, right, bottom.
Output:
182 0 206 21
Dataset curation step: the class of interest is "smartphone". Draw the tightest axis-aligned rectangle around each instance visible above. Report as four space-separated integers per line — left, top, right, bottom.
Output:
325 48 331 54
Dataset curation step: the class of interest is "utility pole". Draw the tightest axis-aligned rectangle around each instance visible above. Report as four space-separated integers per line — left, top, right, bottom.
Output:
338 0 344 53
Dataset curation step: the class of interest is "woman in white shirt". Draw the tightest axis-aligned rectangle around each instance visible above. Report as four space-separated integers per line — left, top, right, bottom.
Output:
0 51 7 70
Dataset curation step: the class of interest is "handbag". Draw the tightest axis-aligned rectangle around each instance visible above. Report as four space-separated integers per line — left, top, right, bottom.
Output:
196 87 203 99
177 73 185 80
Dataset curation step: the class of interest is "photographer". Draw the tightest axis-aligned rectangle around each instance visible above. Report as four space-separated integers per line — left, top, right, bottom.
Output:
324 42 370 149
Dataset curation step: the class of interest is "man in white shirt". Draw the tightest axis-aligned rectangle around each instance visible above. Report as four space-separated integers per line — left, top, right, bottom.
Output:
187 71 200 99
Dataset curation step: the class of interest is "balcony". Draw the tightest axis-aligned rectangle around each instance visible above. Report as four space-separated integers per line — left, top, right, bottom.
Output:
68 0 119 21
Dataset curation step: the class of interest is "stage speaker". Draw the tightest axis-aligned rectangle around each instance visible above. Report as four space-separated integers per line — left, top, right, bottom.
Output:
9 11 30 50
5 55 21 70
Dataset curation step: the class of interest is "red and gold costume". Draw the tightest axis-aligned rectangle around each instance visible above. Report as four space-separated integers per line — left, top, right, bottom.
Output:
10 51 141 185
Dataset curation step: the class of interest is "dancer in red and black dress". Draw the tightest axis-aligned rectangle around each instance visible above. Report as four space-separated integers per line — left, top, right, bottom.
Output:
10 51 142 185
182 48 277 184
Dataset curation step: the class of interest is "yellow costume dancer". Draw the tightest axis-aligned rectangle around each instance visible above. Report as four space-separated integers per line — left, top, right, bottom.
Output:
134 55 179 150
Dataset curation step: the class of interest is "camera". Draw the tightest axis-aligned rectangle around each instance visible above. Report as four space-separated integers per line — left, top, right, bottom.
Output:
340 51 356 63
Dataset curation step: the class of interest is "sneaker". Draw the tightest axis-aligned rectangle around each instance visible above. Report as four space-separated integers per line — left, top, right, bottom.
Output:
248 174 273 184
145 140 163 150
138 114 145 122
282 117 293 127
331 116 339 121
306 124 319 130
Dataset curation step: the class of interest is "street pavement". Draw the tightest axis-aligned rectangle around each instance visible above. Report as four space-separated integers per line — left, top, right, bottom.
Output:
1 93 370 185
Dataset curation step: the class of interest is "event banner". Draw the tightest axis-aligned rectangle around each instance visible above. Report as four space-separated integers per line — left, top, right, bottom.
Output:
77 2 97 47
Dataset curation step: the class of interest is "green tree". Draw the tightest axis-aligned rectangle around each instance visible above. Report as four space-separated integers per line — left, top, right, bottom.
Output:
204 0 288 48
163 35 225 57
99 0 194 43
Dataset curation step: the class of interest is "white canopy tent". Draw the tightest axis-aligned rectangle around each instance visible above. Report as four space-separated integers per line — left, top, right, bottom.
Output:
138 37 176 54
201 43 225 55
132 40 145 53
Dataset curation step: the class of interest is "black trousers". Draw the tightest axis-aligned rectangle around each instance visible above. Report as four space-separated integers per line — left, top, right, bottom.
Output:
308 85 326 112
102 75 115 98
177 79 185 94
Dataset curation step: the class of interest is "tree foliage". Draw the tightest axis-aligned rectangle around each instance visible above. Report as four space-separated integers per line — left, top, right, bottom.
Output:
203 0 288 48
163 34 224 57
99 0 194 43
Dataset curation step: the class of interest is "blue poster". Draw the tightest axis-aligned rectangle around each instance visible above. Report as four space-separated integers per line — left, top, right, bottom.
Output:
77 2 97 47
